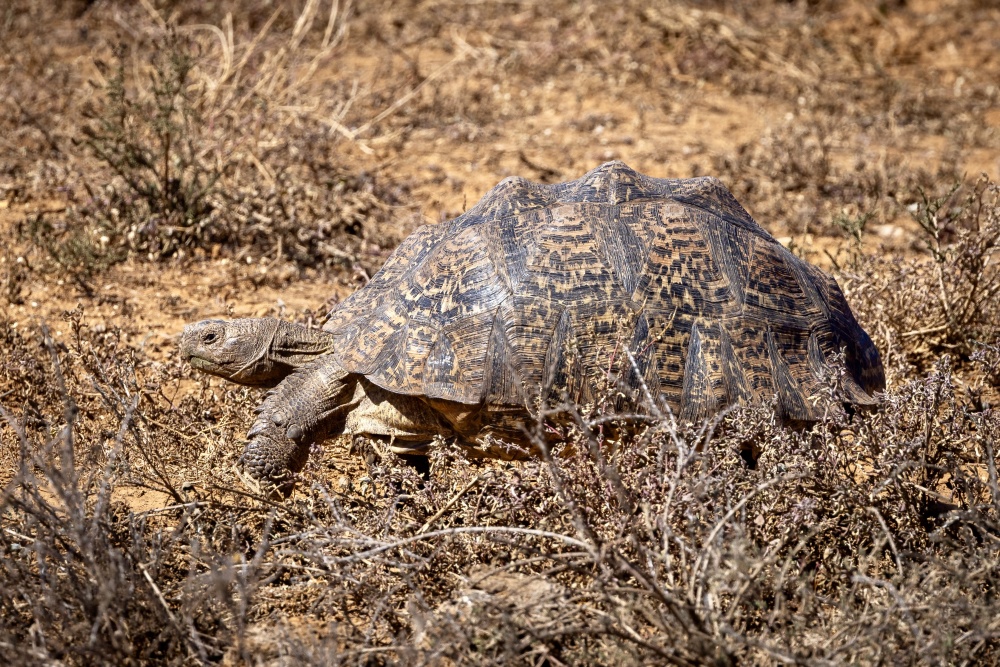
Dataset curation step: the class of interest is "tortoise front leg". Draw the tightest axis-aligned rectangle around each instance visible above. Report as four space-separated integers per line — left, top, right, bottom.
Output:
241 355 360 492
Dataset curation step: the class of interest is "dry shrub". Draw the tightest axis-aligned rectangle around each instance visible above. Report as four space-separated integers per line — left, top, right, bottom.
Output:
2 310 999 665
841 175 1000 380
0 313 270 665
713 115 963 240
259 358 999 664
14 3 410 287
0 325 230 664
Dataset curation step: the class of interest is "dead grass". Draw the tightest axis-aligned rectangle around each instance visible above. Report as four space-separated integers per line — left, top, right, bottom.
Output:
2 0 1000 665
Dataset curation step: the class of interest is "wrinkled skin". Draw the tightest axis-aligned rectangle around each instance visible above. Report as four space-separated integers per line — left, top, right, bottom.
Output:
180 318 343 492
238 421 312 495
181 317 435 494
179 318 334 387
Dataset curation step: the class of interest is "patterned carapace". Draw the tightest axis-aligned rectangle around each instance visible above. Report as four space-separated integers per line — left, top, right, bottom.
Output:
323 161 884 433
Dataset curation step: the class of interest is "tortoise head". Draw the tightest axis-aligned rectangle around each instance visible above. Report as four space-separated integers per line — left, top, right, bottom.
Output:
180 318 287 387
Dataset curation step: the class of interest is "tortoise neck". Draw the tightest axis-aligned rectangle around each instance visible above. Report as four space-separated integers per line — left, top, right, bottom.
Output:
270 319 337 368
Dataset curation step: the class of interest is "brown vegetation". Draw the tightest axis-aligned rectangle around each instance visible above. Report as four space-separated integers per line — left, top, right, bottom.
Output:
1 0 999 664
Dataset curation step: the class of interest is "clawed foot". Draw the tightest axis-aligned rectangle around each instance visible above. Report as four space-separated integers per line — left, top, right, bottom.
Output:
238 421 312 498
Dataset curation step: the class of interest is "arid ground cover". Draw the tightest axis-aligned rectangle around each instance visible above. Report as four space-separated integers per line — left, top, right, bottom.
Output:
1 0 1000 664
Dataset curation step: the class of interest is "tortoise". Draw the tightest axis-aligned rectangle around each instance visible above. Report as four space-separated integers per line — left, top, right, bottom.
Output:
180 161 884 491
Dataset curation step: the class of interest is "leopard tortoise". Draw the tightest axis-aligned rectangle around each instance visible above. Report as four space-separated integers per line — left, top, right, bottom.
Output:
180 161 884 490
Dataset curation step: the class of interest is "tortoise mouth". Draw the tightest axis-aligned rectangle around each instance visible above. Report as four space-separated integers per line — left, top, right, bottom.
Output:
187 355 224 374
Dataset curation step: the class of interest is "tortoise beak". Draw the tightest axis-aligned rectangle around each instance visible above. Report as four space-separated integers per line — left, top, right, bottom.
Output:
187 355 217 373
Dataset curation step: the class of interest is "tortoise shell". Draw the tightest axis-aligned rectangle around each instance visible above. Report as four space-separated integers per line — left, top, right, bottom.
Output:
322 161 883 431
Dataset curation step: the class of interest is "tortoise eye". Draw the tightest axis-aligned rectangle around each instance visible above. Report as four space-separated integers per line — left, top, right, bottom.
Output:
204 332 217 343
